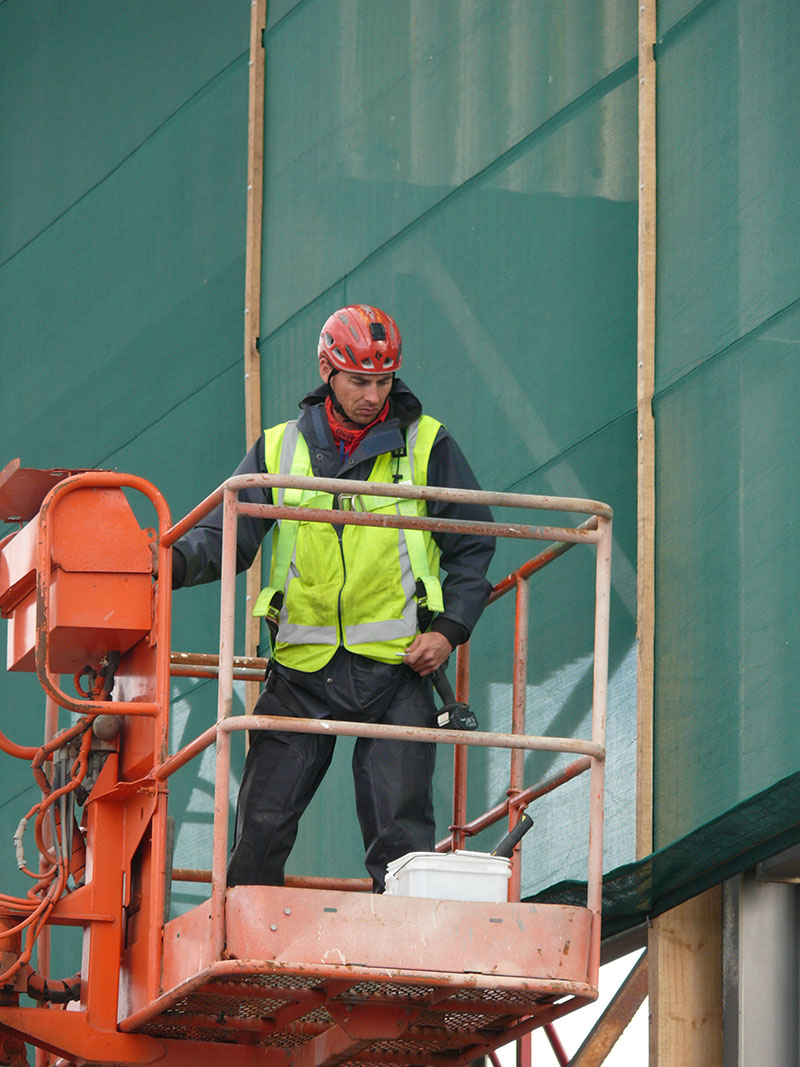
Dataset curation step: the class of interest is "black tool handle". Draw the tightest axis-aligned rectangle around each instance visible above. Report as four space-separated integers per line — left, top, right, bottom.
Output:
431 667 457 706
492 813 534 858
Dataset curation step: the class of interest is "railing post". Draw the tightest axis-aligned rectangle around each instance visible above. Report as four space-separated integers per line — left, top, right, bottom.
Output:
211 487 238 957
147 496 174 1003
508 576 530 903
587 514 612 984
450 642 471 851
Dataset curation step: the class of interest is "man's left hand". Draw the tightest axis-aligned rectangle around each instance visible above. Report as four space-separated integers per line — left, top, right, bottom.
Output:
402 632 453 677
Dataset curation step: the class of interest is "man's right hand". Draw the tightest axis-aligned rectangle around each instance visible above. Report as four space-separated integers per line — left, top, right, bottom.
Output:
402 631 453 676
149 542 159 577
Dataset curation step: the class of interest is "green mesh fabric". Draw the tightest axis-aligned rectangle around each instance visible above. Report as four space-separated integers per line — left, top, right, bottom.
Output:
0 1 640 938
0 1 251 933
257 1 639 891
539 0 800 935
536 769 800 939
652 0 800 852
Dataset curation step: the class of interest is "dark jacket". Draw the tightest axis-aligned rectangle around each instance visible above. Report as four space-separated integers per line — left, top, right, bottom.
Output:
172 379 495 647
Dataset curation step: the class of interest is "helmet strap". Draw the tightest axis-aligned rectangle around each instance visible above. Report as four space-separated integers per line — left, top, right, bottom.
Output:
326 370 350 420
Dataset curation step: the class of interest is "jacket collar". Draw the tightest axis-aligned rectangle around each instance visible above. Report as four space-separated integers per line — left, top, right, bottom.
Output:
296 378 421 478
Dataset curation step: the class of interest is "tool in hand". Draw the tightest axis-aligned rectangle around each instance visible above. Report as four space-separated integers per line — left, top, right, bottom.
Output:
430 667 478 731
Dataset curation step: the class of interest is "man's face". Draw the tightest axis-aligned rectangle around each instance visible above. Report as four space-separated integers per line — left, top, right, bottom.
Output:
320 359 393 426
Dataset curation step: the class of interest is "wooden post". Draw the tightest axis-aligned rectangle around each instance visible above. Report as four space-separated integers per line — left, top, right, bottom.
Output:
639 13 723 1058
244 0 267 713
650 888 723 1064
636 0 657 866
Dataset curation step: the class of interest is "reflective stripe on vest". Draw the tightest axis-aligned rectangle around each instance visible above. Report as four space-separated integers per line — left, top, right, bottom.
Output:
253 416 443 669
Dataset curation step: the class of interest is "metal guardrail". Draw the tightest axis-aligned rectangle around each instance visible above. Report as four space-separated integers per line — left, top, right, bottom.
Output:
158 473 613 983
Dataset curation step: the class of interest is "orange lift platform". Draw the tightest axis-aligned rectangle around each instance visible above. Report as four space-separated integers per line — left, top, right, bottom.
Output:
0 462 612 1067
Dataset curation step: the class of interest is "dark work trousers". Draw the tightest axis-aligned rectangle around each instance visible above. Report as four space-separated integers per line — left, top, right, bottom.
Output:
226 648 437 891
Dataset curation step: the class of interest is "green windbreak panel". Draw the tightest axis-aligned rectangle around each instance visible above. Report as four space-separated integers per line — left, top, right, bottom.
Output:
0 0 250 951
538 767 800 938
0 0 249 265
0 61 248 470
464 415 637 895
261 0 636 335
654 305 800 847
266 0 305 29
657 0 714 34
259 73 638 488
0 1 640 936
655 0 800 391
334 81 637 492
257 10 638 889
653 0 800 861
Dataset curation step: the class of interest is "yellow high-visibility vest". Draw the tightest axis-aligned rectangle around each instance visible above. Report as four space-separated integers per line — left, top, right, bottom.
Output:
253 415 444 671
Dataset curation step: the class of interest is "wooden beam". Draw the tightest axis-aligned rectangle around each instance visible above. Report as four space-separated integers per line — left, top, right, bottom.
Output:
570 951 648 1066
649 888 723 1065
244 0 268 713
636 0 657 864
639 7 724 1057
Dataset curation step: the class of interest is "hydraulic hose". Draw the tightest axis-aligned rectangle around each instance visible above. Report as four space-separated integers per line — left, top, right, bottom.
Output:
0 728 38 762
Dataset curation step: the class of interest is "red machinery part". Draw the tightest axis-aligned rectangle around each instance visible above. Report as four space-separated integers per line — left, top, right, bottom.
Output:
0 486 152 674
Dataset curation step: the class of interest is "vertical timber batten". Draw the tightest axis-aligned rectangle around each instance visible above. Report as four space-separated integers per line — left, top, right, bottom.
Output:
640 3 723 1063
636 0 656 867
638 1 662 1060
244 0 268 713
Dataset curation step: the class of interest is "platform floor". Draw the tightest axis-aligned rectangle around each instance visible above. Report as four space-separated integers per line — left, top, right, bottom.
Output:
127 886 598 1065
135 969 580 1063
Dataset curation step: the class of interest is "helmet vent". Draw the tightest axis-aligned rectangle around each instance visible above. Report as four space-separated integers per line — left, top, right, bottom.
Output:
344 345 357 364
369 322 387 341
324 332 334 346
361 358 375 369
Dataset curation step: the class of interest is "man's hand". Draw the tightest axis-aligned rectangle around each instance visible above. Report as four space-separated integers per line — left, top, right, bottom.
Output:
402 631 453 677
149 542 159 577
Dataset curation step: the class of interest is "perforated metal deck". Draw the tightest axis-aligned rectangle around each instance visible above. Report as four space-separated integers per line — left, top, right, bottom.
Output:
133 970 575 1064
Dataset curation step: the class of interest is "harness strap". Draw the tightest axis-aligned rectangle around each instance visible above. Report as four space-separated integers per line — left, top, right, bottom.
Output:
252 432 314 622
394 452 444 614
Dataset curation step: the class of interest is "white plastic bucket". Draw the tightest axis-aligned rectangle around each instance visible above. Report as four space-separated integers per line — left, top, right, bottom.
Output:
384 850 511 903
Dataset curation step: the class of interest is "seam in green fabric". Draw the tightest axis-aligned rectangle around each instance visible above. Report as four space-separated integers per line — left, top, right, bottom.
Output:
0 781 38 812
502 407 636 495
264 0 308 38
654 292 800 406
0 49 249 272
655 0 726 55
93 357 239 468
262 54 638 349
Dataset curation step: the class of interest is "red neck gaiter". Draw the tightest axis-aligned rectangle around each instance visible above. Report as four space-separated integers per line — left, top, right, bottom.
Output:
325 396 390 459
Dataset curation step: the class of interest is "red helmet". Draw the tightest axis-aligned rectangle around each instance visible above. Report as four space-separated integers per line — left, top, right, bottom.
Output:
318 305 402 375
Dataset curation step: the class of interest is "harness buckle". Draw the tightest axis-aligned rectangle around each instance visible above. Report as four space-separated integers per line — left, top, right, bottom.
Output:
337 493 366 512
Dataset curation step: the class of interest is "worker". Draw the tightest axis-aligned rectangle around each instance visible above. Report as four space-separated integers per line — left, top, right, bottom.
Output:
169 305 495 891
